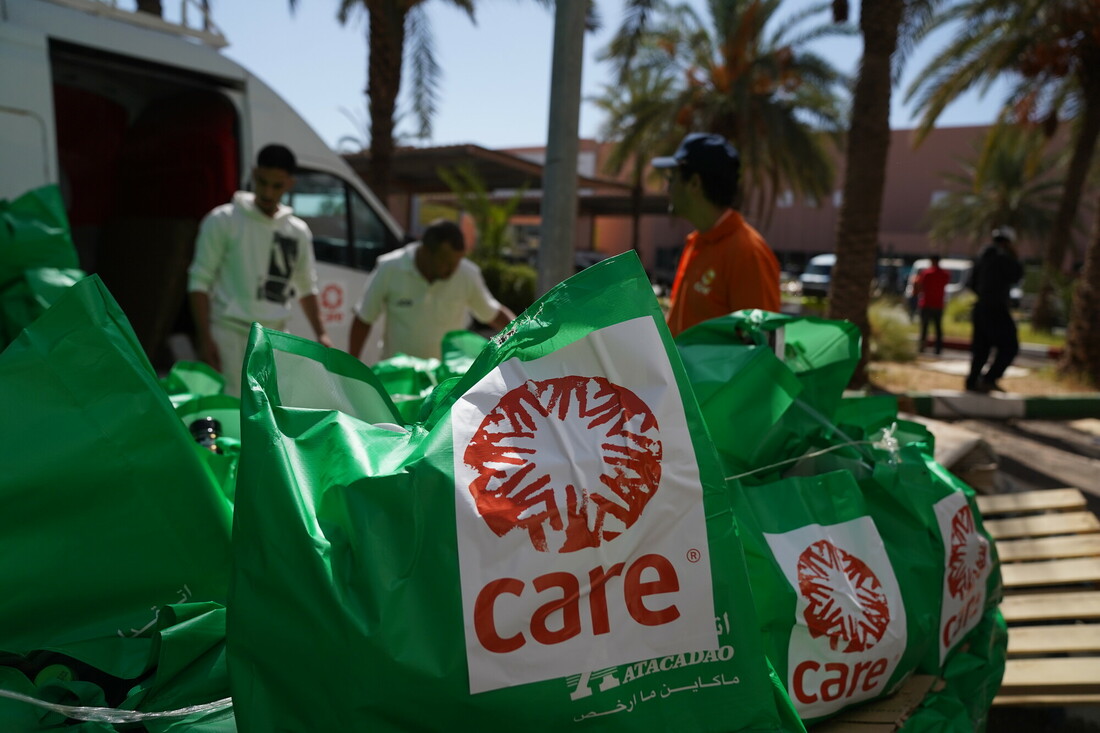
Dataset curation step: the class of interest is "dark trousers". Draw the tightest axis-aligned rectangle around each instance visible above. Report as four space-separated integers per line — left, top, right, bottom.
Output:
919 307 944 354
968 302 1018 386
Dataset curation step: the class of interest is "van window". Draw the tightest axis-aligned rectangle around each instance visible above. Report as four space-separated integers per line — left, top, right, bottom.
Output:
286 170 398 271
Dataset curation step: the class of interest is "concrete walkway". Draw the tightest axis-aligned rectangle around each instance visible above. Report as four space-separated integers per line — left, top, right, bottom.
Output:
888 341 1100 420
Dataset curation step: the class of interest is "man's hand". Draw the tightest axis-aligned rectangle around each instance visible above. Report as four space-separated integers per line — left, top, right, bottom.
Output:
318 333 334 349
348 317 373 360
197 335 221 372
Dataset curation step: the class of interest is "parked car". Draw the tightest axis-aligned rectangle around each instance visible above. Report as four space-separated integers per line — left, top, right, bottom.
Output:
798 254 835 298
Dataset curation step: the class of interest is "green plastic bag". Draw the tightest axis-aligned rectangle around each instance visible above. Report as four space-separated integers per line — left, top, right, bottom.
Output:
0 185 79 288
160 361 228 407
900 608 1007 732
0 276 233 684
0 267 86 350
675 312 862 482
370 330 491 421
730 470 932 725
230 252 804 732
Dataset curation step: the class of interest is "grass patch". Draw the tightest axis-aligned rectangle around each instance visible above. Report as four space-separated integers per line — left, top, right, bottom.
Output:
875 293 1067 348
868 301 917 362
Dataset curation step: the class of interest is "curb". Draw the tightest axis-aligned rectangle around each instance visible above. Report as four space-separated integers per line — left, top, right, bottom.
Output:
927 338 1062 359
898 390 1100 420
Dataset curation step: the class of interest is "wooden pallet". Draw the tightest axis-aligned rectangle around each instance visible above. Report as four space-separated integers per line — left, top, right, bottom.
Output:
977 488 1100 707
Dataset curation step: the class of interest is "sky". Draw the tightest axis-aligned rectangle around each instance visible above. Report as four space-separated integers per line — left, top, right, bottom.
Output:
163 1 1009 152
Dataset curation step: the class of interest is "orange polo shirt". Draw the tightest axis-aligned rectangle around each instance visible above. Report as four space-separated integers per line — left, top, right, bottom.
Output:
666 210 781 336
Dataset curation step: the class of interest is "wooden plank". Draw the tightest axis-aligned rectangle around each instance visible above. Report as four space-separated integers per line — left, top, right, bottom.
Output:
1008 624 1100 655
1000 657 1100 695
1000 591 1100 622
1002 558 1100 589
996 534 1100 562
993 694 1100 707
984 511 1100 540
977 488 1087 516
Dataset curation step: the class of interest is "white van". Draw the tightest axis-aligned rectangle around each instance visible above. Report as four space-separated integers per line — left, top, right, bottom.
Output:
1 0 403 367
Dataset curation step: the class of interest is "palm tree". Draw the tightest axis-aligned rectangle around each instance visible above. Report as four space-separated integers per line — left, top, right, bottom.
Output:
590 64 680 254
601 0 850 225
924 123 1064 252
905 0 1100 331
826 0 905 387
289 0 477 205
1061 195 1100 384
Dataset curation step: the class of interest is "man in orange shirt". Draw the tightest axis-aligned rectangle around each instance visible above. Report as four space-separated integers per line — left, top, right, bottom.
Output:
652 133 780 337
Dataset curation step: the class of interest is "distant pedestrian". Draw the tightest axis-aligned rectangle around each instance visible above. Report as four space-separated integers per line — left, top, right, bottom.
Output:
966 226 1023 392
650 132 781 337
914 254 950 354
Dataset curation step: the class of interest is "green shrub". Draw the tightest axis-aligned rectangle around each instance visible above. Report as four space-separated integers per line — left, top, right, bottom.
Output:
945 292 975 324
480 260 537 316
868 301 916 362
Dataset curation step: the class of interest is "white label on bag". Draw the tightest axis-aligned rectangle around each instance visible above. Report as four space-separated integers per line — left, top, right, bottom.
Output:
934 493 990 664
765 517 907 719
452 317 717 694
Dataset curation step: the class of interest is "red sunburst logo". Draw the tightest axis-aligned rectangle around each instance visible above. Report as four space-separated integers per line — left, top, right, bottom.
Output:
947 505 989 599
463 376 662 553
798 540 891 653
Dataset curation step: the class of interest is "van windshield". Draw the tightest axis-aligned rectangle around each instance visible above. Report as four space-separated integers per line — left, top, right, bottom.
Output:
805 263 833 276
284 170 399 271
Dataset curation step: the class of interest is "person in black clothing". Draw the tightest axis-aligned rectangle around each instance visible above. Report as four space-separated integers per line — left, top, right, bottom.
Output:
966 226 1024 392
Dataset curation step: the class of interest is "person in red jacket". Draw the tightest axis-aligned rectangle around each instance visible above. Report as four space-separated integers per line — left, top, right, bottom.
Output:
651 133 781 337
914 254 951 354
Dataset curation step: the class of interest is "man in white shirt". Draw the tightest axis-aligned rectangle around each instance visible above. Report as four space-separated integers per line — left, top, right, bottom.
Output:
348 219 515 362
188 144 331 395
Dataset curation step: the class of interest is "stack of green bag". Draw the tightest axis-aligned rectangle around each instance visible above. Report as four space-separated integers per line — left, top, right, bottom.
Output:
0 244 1007 731
229 253 806 732
676 310 1005 730
0 276 235 731
370 329 491 421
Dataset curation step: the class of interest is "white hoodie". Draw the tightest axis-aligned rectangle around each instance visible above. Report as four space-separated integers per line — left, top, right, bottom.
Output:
188 191 318 327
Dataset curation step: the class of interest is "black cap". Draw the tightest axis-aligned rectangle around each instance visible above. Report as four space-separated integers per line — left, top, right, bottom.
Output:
651 133 740 182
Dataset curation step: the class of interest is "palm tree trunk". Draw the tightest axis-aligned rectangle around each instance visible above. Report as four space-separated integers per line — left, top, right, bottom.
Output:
1058 193 1100 386
630 160 643 254
366 1 406 207
1031 66 1100 331
828 0 903 388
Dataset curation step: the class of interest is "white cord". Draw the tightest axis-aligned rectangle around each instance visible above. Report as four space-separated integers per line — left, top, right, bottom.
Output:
725 423 901 481
0 688 231 724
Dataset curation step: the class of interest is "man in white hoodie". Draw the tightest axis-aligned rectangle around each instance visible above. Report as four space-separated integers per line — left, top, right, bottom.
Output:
188 144 332 395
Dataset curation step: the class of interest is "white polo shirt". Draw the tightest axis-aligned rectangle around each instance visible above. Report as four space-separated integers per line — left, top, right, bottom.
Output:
355 243 502 359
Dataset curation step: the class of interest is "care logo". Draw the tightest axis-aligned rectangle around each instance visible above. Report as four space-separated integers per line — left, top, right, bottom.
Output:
934 493 991 663
946 505 988 599
765 516 906 720
797 540 891 653
452 316 716 695
463 376 662 553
